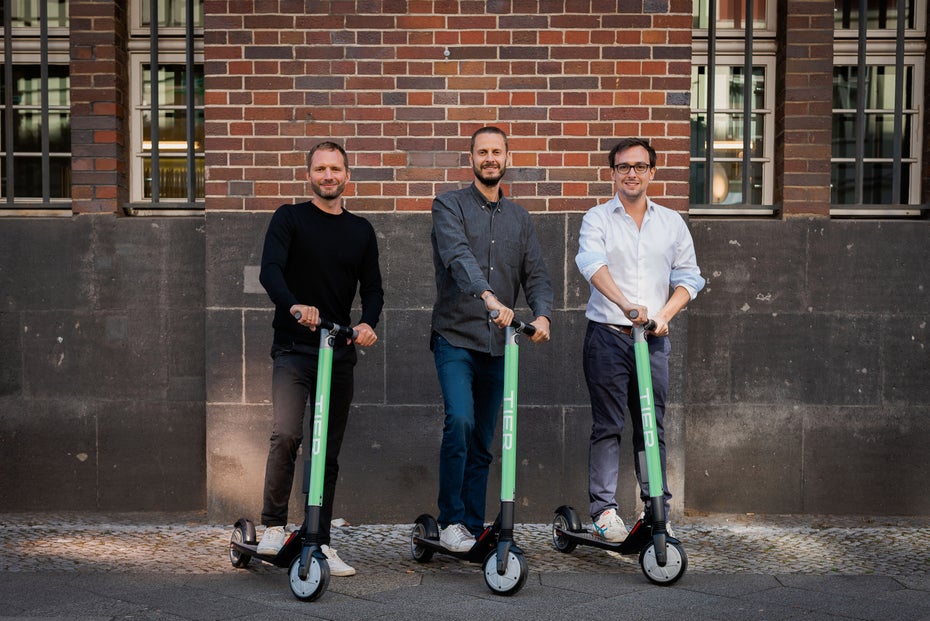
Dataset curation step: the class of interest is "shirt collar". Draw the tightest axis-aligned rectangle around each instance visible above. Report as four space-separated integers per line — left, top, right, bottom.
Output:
609 194 655 216
469 183 504 208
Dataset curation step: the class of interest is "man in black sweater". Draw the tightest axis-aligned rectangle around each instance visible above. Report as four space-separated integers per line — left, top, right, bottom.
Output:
256 141 384 577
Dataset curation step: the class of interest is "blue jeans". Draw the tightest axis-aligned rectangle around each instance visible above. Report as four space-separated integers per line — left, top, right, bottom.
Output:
583 321 671 520
432 333 504 536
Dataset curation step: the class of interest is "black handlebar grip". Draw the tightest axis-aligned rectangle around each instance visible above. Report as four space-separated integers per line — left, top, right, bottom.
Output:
627 310 657 332
488 310 536 336
318 318 358 340
293 312 358 340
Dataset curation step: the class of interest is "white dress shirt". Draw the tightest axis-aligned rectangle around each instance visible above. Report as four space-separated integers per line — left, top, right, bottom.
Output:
575 194 705 326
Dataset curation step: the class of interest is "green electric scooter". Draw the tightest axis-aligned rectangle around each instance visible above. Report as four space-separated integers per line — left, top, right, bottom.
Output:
411 315 535 596
229 316 357 602
551 311 687 585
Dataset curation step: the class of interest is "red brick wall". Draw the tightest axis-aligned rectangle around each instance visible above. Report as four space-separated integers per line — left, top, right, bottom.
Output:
69 0 129 214
774 0 834 217
203 0 694 212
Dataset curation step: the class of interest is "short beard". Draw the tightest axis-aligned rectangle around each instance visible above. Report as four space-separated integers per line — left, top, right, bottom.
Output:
311 181 346 199
473 164 506 187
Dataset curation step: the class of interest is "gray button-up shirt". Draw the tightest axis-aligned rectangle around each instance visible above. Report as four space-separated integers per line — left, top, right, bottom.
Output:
431 183 553 356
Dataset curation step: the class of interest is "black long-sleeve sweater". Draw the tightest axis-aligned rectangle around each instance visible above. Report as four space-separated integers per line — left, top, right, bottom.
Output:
259 200 384 348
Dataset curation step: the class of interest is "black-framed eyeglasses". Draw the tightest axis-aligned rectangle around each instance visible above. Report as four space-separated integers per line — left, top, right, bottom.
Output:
612 162 651 175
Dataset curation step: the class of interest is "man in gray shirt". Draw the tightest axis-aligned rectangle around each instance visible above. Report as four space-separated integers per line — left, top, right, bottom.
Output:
430 126 553 552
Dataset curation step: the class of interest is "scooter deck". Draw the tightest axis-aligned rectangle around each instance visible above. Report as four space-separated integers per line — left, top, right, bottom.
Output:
554 521 674 555
230 530 303 568
411 535 497 564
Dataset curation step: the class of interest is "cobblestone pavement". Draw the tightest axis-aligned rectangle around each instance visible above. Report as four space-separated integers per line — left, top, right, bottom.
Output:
2 512 929 577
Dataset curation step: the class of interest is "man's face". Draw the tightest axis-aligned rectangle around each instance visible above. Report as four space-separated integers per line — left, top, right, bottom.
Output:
307 148 350 200
611 145 655 202
469 132 510 187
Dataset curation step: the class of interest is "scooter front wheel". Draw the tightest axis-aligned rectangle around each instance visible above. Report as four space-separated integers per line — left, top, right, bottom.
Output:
288 554 330 601
639 540 687 585
483 549 528 596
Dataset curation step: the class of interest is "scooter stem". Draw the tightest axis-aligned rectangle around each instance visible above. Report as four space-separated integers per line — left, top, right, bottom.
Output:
632 319 668 566
495 325 521 575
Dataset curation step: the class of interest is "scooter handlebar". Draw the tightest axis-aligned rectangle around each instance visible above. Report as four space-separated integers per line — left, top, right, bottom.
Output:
294 312 359 340
627 310 657 332
488 310 537 336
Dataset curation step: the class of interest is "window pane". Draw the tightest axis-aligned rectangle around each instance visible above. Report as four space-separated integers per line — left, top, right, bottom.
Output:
710 112 765 156
690 113 708 157
11 110 71 152
865 113 912 158
141 0 204 28
142 109 204 151
143 157 204 199
9 155 71 198
832 112 857 158
831 63 916 201
833 0 915 30
690 160 764 205
691 67 766 158
832 162 910 204
689 161 706 203
143 65 204 107
693 0 769 29
6 65 70 106
691 66 765 111
5 0 69 28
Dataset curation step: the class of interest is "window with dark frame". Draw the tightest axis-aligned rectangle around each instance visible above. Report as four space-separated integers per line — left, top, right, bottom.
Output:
131 0 204 210
690 0 776 215
831 0 926 216
0 0 71 210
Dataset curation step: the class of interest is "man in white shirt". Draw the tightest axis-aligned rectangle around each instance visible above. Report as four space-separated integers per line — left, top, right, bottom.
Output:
575 138 705 542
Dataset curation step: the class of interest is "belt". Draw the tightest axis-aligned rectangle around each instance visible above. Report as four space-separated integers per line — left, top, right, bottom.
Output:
605 323 633 336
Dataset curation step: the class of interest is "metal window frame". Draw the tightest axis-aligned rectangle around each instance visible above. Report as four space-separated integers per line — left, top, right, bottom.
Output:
833 0 927 37
690 1 777 216
125 0 203 215
690 43 777 216
829 6 926 216
0 0 71 212
692 0 778 37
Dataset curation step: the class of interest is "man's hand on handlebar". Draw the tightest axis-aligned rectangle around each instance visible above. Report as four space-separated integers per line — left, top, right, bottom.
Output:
484 293 514 329
291 304 320 329
528 316 551 344
353 323 378 347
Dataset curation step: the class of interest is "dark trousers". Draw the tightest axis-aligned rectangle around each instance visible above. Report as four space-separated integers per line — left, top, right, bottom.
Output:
261 343 355 546
583 321 671 519
432 332 505 536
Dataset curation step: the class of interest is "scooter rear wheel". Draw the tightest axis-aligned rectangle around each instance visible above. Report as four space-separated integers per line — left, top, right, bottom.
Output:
639 540 687 585
551 513 578 554
229 520 255 568
288 554 330 601
483 549 528 596
410 514 439 563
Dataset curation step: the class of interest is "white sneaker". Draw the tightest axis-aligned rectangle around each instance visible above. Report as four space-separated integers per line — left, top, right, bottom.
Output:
591 508 628 542
257 525 286 555
439 523 475 552
321 545 356 577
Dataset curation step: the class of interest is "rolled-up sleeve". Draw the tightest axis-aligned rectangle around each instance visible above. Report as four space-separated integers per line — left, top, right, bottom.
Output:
575 209 608 282
669 222 705 300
